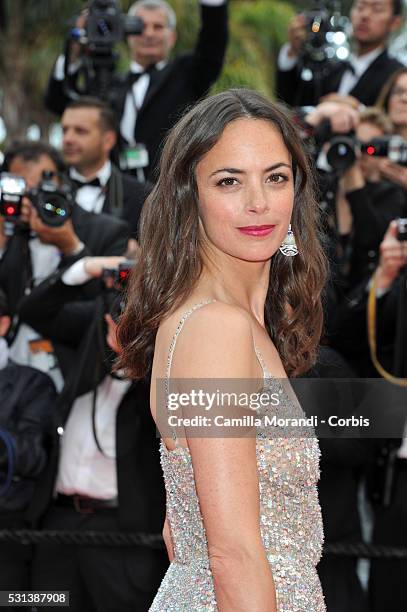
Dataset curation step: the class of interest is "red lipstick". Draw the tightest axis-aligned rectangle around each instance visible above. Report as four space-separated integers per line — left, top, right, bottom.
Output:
238 225 276 237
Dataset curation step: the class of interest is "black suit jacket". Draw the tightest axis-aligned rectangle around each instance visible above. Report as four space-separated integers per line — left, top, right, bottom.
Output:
277 49 404 107
98 167 150 238
345 181 407 288
0 205 130 320
45 2 229 179
0 363 57 513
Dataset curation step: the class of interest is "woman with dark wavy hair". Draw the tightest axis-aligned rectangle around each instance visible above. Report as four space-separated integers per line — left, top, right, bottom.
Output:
118 88 327 611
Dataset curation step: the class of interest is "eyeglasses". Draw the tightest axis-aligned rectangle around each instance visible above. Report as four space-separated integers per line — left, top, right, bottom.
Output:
390 87 407 98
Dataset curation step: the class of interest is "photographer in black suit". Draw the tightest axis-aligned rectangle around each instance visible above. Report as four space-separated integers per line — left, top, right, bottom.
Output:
45 0 229 180
0 141 129 389
18 256 167 612
0 288 57 607
277 0 404 108
61 97 149 239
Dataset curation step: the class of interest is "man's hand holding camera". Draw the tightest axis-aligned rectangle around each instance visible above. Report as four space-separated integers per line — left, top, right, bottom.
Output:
375 220 407 292
287 14 307 59
378 159 407 191
25 199 83 257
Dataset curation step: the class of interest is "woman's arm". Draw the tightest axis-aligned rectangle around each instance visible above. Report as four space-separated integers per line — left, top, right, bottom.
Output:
162 513 174 562
171 303 277 612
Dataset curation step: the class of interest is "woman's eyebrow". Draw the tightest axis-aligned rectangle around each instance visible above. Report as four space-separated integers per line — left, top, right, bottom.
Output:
210 162 292 177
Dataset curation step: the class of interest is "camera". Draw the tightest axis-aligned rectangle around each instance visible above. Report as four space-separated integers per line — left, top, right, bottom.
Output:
72 0 144 51
326 135 407 173
397 218 407 242
103 260 135 289
66 0 144 100
0 171 74 227
301 1 350 67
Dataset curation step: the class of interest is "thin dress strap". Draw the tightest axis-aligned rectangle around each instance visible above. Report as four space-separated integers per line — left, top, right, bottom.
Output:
165 300 216 446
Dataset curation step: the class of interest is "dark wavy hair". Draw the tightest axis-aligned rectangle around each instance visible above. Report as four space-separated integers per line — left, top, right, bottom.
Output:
117 89 328 378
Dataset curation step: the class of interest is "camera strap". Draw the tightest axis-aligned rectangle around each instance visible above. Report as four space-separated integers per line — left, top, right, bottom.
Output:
106 165 124 216
367 269 407 386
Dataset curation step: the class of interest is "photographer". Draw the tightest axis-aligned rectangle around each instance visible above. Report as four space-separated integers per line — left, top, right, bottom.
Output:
329 219 407 375
45 0 229 180
17 256 167 612
0 288 57 605
337 107 407 289
61 96 149 238
331 219 407 611
0 141 130 388
277 0 404 108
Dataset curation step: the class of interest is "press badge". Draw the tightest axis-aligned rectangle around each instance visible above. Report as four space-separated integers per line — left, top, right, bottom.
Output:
120 144 149 170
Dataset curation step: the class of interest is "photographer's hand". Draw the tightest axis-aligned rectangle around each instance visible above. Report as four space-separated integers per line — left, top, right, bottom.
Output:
68 9 88 66
287 14 307 58
105 313 121 354
28 204 83 256
378 159 407 190
306 101 359 133
83 256 126 279
376 221 407 292
341 158 365 193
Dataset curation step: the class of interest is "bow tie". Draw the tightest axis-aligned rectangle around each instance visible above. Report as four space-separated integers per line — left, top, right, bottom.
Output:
72 177 101 189
127 64 157 87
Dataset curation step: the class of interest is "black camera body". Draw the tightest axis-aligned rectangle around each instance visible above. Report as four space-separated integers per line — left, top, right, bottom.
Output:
67 0 144 101
84 0 143 52
326 135 407 173
0 172 74 227
103 260 135 290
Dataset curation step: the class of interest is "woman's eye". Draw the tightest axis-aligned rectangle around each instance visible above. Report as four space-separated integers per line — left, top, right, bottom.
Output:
268 173 288 184
217 177 238 186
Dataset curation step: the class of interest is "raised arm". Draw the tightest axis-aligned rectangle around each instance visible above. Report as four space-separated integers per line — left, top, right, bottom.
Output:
170 303 277 612
188 0 229 96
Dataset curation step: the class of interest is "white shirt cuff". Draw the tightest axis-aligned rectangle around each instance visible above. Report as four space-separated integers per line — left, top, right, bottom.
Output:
278 43 298 71
53 54 82 80
62 259 92 286
199 0 226 5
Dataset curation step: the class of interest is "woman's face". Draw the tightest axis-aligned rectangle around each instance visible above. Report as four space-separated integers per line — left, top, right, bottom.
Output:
196 118 295 263
388 73 407 129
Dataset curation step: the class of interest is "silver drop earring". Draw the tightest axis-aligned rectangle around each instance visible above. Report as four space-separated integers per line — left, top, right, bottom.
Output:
279 224 298 257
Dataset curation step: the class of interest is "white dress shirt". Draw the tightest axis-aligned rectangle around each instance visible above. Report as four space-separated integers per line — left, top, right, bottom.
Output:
57 257 131 498
70 160 111 214
56 374 131 498
119 60 166 145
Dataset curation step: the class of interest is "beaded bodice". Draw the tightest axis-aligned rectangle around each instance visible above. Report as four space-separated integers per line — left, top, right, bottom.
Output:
160 301 323 567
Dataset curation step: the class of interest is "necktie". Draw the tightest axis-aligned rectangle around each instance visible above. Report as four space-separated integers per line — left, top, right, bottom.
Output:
71 177 101 189
341 60 355 75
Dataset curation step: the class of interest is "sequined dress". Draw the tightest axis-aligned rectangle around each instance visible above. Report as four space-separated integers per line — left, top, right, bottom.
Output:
149 301 325 612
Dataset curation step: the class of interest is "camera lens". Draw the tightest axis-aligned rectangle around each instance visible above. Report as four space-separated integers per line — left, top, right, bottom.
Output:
39 193 69 227
326 137 356 172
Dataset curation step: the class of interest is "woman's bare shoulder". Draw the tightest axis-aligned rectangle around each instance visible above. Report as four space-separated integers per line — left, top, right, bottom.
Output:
160 301 256 378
